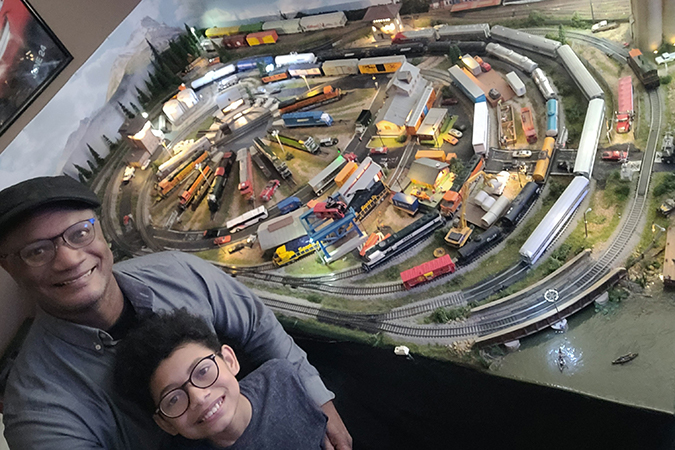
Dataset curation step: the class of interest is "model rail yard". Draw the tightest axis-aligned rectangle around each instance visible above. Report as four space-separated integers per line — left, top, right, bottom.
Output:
115 9 668 349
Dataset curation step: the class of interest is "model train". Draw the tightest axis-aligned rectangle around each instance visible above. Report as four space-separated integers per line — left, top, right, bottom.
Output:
363 211 445 271
207 152 236 213
400 254 456 289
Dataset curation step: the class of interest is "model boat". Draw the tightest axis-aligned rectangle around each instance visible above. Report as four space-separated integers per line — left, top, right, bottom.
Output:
612 353 638 365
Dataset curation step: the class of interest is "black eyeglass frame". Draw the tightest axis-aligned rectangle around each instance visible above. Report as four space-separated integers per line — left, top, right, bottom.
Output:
0 218 97 267
154 353 220 419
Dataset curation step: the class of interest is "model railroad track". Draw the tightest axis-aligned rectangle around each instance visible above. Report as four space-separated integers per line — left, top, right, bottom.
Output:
560 89 661 298
526 28 629 63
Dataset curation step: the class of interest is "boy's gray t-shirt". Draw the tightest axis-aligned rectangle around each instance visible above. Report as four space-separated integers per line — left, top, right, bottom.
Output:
173 359 327 450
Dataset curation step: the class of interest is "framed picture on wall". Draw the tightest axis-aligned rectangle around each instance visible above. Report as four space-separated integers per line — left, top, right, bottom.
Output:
0 0 72 136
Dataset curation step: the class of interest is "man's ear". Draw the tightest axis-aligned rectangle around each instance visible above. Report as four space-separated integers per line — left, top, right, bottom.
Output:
153 414 179 436
220 344 240 376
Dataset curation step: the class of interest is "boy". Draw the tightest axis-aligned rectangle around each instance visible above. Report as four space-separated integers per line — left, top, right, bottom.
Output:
114 309 327 449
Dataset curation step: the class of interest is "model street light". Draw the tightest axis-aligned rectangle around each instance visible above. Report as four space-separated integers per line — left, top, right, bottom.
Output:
300 74 310 91
271 129 288 158
584 207 592 238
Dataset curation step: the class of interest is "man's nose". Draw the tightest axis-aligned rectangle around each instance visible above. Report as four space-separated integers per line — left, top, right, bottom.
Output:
51 238 86 269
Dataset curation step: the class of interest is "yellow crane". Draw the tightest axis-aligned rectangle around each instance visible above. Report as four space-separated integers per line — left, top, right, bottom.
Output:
444 171 497 248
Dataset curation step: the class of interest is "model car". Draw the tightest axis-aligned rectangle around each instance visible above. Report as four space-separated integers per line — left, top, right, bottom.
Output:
343 152 358 162
214 235 232 246
122 166 136 183
141 159 151 170
659 199 675 215
601 150 628 161
456 123 467 132
480 62 491 72
443 135 458 145
512 150 532 158
320 137 338 147
449 129 463 138
260 179 280 202
370 146 388 154
489 88 501 100
441 97 458 106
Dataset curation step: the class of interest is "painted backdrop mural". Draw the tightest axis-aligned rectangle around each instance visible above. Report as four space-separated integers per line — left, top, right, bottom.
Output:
0 0 383 189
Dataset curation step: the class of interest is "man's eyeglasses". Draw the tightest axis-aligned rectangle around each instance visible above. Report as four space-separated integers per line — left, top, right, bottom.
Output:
155 353 220 419
0 218 96 267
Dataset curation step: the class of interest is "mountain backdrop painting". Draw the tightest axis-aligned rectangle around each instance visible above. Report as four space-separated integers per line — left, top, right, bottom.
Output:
0 0 386 189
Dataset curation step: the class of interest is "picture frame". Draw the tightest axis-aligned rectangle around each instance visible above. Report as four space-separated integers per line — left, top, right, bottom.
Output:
0 0 72 136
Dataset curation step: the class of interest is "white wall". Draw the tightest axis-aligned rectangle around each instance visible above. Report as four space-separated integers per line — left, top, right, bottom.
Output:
0 0 141 359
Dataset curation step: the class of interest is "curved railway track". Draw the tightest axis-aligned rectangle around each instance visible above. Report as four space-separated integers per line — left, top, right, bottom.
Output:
112 28 661 343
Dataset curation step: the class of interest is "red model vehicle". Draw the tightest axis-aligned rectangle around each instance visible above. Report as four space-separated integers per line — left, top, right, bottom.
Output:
214 235 232 246
259 179 280 202
601 150 628 161
480 62 491 72
370 146 388 155
313 198 348 220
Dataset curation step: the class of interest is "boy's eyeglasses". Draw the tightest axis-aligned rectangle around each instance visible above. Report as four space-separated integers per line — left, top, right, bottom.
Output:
155 353 220 418
0 218 96 267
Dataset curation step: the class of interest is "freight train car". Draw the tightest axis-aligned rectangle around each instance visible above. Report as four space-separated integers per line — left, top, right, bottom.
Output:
557 45 604 100
207 152 236 213
616 76 634 133
363 211 445 271
546 98 558 137
236 56 274 72
273 235 315 266
358 55 407 74
628 48 660 89
400 254 456 289
237 147 254 199
501 181 541 228
392 28 438 45
426 41 487 56
531 68 556 100
261 69 289 84
490 25 562 58
252 137 292 179
520 176 589 265
288 63 323 77
436 23 491 41
533 137 555 184
321 59 360 76
157 136 211 180
485 43 538 74
573 98 605 178
457 225 503 264
521 107 537 144
282 111 333 128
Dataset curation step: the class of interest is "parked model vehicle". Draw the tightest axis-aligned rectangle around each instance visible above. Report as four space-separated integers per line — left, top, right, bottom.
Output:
659 199 675 215
370 146 388 154
320 137 339 146
449 129 462 138
214 235 232 245
443 135 458 145
601 150 628 161
260 179 280 202
441 96 458 106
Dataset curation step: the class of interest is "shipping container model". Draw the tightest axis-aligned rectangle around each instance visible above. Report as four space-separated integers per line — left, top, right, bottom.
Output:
335 161 358 188
391 192 419 215
415 150 446 162
321 59 359 76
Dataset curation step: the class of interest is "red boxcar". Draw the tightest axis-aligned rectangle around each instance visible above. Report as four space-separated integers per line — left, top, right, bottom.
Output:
616 76 633 133
400 254 456 289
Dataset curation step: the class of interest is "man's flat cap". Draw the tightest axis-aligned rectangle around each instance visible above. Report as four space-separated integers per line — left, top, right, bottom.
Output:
0 176 101 237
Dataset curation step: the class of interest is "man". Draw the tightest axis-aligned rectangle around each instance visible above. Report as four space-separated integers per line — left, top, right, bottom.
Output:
0 176 352 450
